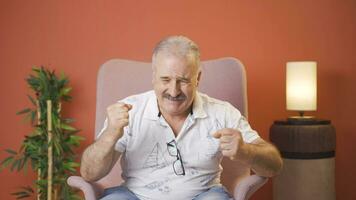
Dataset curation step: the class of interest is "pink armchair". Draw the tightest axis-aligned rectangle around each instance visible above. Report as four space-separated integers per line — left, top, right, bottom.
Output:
67 58 268 200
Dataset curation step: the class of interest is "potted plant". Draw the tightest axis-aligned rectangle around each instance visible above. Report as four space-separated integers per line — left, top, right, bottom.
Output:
1 67 83 200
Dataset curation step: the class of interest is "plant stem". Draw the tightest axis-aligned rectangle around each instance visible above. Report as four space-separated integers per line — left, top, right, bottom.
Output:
36 100 41 200
47 100 53 200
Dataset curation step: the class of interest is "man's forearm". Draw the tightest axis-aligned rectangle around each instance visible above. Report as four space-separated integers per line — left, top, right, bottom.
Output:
236 139 283 177
80 130 121 182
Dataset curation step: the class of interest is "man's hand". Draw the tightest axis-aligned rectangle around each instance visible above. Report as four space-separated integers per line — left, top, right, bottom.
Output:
212 128 245 161
213 128 283 177
106 102 132 140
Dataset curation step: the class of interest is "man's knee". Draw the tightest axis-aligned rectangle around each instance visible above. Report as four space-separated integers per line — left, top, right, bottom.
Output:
100 186 139 200
193 186 233 200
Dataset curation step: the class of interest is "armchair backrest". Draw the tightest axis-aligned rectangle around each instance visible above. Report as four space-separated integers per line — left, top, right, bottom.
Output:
94 58 251 194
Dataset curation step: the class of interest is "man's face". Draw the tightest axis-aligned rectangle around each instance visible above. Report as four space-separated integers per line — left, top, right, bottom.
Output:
152 53 201 118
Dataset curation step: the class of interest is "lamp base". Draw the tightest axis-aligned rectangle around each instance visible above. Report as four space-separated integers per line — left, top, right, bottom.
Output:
287 115 315 121
275 117 331 125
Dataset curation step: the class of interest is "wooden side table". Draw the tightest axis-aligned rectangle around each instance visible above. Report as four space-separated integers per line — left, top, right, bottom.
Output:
270 120 336 200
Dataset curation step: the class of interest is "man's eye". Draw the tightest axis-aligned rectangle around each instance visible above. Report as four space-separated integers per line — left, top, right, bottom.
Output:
181 80 190 84
161 79 170 83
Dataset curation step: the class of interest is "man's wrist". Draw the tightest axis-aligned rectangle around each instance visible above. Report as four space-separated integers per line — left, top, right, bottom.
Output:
235 144 255 166
99 127 123 145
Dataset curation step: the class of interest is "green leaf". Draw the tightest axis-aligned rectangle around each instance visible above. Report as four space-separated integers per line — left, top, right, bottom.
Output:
31 159 36 170
67 135 84 146
61 123 77 131
27 95 37 106
17 194 31 199
23 157 28 175
32 67 40 72
59 71 66 79
53 140 62 155
19 186 34 193
58 77 69 88
62 95 72 102
0 156 14 170
30 110 36 125
21 112 32 124
11 188 33 199
16 108 31 115
11 191 26 195
36 179 48 185
60 87 72 96
5 149 17 155
67 129 81 135
17 158 23 171
63 161 80 172
10 159 19 171
62 118 76 123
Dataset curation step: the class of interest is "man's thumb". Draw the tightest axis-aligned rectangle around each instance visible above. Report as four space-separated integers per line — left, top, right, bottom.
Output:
212 131 222 139
125 104 133 110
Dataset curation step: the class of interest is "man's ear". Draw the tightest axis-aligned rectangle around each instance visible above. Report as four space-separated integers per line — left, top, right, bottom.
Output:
196 71 202 86
151 64 156 85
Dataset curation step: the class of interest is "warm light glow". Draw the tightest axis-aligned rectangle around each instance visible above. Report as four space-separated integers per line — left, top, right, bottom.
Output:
286 61 317 111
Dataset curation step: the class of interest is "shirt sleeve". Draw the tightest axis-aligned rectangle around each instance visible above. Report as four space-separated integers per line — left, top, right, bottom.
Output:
225 103 260 143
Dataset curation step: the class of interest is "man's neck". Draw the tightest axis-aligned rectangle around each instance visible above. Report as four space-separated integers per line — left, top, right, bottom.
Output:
159 107 192 136
160 107 190 121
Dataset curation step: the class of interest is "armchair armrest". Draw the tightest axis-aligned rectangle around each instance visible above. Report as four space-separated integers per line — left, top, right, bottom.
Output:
67 176 98 200
233 175 268 200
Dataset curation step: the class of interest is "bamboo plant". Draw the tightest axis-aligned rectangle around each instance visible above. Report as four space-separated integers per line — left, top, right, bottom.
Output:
0 67 83 200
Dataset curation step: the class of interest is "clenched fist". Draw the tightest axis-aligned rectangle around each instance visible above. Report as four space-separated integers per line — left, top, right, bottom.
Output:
212 128 245 160
106 102 132 140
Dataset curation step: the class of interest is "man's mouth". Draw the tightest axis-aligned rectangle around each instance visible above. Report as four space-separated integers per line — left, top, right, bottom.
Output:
163 94 186 102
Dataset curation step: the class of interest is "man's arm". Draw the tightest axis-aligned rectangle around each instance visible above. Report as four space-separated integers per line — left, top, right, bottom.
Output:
213 129 283 177
80 103 132 182
80 129 122 182
236 138 283 177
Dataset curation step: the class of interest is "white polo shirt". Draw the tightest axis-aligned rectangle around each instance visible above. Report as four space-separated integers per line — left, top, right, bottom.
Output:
98 90 260 200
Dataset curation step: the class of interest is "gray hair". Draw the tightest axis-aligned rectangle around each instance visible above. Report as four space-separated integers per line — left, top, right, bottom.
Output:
152 35 201 70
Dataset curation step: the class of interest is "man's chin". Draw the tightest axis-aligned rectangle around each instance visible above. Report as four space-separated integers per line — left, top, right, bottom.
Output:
162 102 187 114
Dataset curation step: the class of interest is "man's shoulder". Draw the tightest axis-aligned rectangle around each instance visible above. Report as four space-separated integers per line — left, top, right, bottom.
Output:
197 92 241 117
198 92 232 108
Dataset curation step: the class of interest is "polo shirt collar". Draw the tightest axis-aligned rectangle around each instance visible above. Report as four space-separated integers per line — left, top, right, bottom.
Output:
143 92 160 120
143 91 207 120
192 92 207 119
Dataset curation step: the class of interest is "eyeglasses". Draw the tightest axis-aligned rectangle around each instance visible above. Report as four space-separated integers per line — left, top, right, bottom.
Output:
167 140 185 176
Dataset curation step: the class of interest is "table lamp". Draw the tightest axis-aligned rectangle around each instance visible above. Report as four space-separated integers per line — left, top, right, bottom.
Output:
286 61 317 122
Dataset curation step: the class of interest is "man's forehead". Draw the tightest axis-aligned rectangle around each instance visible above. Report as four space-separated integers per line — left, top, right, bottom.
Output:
153 53 198 71
156 66 193 78
159 74 191 80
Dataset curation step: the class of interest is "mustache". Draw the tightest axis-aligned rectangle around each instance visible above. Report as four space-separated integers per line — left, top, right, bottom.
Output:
163 93 186 101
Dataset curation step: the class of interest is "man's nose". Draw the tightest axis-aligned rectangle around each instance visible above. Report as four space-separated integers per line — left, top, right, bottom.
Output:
167 80 181 97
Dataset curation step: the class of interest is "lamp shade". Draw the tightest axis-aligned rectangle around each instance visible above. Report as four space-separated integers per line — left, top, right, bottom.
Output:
286 61 317 111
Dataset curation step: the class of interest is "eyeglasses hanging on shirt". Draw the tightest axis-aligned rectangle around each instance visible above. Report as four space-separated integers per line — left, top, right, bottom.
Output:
167 140 185 176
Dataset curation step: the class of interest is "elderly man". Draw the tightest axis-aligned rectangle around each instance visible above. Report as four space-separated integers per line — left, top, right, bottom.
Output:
80 36 282 200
